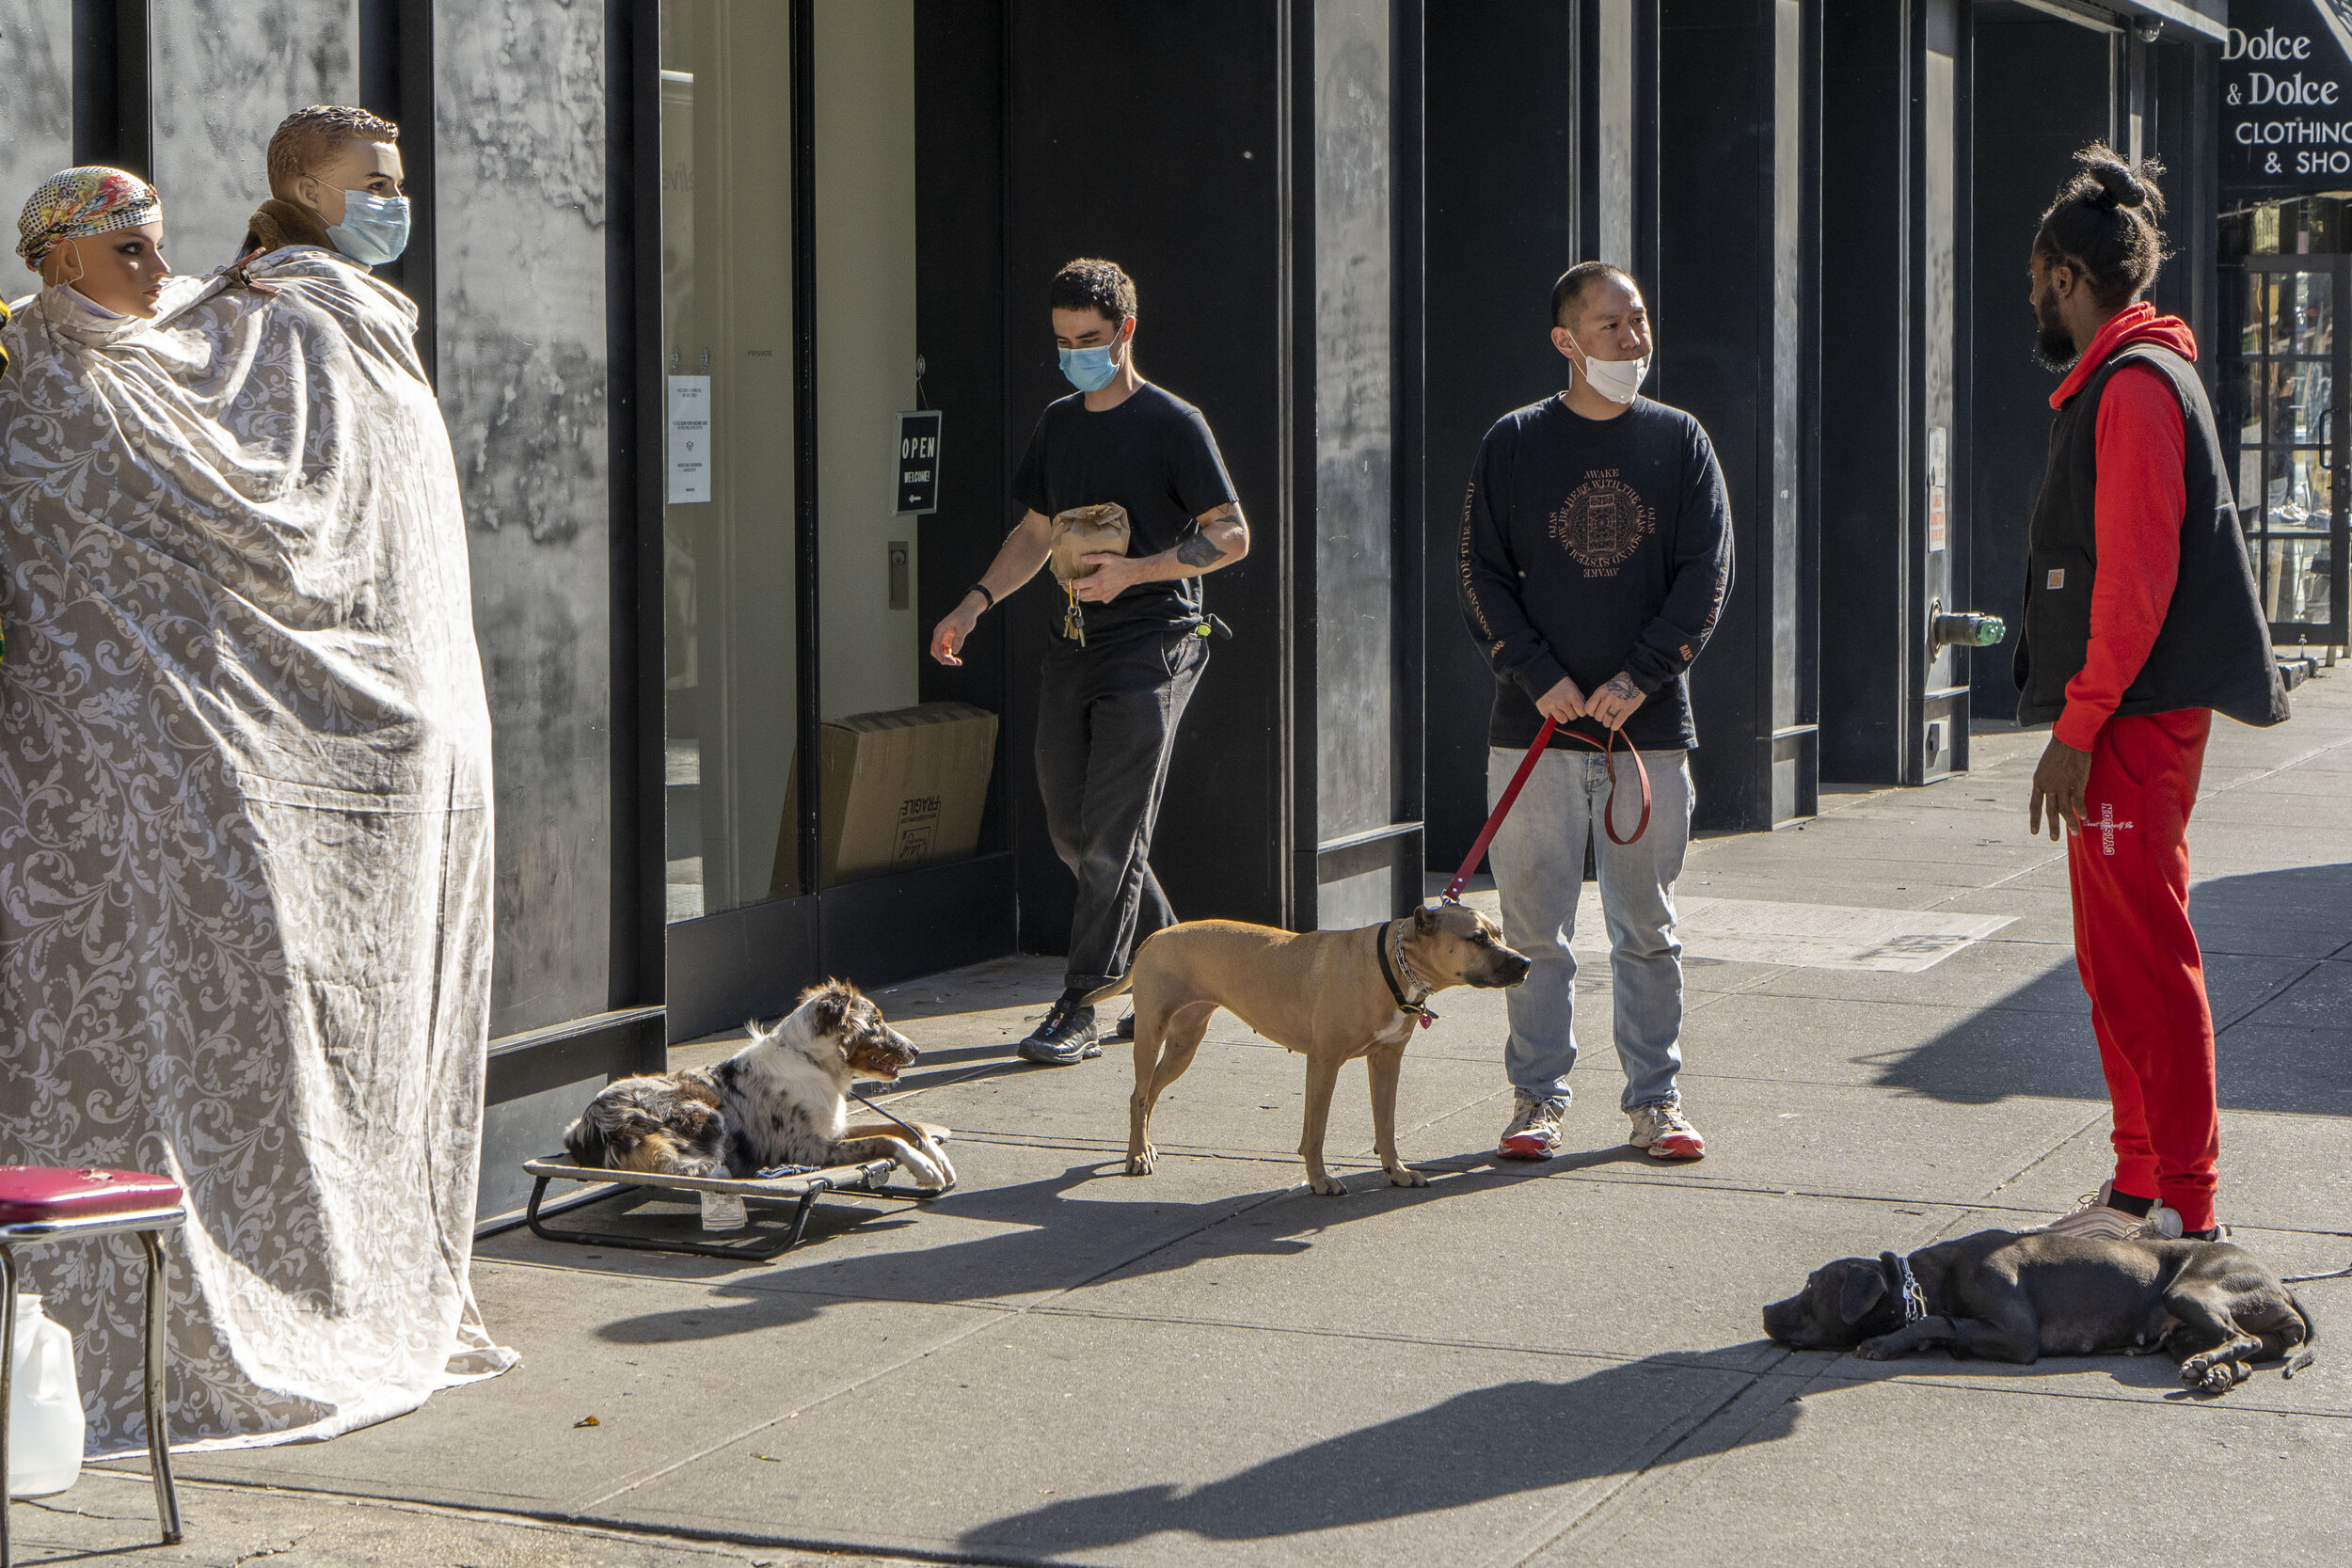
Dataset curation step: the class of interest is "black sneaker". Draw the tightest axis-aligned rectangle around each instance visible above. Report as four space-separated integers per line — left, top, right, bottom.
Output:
1017 997 1102 1065
1112 1013 1135 1041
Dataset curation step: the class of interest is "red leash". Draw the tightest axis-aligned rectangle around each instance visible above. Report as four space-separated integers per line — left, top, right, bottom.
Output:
1439 720 1651 903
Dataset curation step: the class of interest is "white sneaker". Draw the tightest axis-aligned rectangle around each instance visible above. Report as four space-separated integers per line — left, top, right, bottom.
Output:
1628 1101 1706 1161
1499 1093 1569 1160
2040 1180 2179 1240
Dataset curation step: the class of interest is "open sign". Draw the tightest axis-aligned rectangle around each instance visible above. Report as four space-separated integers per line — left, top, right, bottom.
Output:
895 410 943 515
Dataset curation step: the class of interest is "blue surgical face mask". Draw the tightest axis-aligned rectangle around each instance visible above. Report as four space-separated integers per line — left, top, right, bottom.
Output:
1057 336 1123 393
326 189 411 265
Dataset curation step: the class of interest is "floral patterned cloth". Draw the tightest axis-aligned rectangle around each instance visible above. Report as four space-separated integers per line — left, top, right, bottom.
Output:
14 166 162 267
0 252 514 1455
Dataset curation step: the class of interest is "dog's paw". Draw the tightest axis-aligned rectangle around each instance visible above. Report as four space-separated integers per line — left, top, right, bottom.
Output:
2181 1355 2249 1394
1308 1175 1349 1196
1853 1335 1906 1362
1126 1145 1157 1176
1386 1164 1430 1188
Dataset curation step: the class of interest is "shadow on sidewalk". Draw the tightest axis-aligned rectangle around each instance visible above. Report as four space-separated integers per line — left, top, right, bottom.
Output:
1861 863 2352 1116
950 1338 2240 1555
957 1355 1792 1555
587 1158 1597 1341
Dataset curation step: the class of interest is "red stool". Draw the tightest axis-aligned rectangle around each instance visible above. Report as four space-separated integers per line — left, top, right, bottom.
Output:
0 1165 185 1566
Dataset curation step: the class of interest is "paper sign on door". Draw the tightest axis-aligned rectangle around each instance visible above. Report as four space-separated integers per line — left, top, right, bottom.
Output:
668 375 711 504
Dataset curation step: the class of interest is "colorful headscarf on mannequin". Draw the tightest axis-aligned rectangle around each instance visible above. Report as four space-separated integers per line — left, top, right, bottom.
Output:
15 166 163 270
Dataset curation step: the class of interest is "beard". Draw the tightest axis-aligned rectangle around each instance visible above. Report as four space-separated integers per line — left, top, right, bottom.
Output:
2032 296 2078 370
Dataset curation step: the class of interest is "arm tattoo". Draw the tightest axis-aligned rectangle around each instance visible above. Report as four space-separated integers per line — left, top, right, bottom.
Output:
1176 532 1225 569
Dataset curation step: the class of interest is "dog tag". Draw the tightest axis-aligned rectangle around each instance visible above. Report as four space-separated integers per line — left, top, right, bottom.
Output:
700 1191 749 1231
2045 568 2066 590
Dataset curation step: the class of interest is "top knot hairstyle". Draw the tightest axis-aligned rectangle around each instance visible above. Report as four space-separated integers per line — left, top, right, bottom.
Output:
2034 143 2170 309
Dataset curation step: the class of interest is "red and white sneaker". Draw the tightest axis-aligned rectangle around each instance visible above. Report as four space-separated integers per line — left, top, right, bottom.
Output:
1629 1101 1705 1161
1498 1093 1569 1160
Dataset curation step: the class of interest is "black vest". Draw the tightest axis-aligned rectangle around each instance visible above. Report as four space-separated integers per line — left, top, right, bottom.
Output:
2013 342 2289 732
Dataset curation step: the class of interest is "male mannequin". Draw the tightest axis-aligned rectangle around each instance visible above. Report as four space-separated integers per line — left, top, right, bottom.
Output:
241 103 409 265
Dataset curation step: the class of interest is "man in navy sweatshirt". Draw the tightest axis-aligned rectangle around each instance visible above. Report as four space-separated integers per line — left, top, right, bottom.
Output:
1457 261 1735 1164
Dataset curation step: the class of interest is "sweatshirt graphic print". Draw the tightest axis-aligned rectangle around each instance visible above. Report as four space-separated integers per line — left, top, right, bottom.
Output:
1457 394 1735 753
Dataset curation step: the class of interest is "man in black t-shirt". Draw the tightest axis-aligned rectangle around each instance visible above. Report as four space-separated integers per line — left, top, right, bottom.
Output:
930 258 1248 1064
1458 261 1735 1164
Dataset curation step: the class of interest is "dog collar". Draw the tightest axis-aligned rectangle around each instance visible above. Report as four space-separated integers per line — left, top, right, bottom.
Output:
1883 1250 1928 1326
1377 920 1438 1030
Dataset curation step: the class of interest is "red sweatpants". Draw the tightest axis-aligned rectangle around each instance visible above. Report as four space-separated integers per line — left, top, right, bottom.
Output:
2065 708 2218 1232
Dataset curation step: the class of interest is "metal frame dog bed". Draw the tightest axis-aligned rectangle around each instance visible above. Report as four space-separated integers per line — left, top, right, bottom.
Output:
520 1120 954 1261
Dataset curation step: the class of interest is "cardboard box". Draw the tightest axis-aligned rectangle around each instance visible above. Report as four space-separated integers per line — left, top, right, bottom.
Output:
771 702 998 893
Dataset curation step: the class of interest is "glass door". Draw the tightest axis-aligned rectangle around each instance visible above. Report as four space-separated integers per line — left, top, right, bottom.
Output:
2222 257 2351 649
660 0 800 923
660 0 956 925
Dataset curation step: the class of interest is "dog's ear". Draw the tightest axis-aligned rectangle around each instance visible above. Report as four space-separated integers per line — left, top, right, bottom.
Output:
799 979 857 1036
1838 1262 1887 1325
1414 902 1440 933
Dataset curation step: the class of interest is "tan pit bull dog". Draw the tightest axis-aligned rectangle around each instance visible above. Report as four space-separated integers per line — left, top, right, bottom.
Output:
1084 904 1531 1195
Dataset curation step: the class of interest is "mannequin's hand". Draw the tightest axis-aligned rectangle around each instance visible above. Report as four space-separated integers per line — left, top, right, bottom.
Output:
2028 736 2092 840
1535 676 1587 724
1584 672 1647 730
930 599 981 666
1073 553 1145 602
226 246 282 295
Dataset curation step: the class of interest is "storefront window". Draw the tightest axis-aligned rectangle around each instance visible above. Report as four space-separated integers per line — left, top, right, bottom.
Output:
810 2 925 729
2218 199 2350 647
661 1 798 922
661 0 929 923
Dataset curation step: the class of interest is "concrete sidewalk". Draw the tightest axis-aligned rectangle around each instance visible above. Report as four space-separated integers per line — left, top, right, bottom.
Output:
41 673 2352 1566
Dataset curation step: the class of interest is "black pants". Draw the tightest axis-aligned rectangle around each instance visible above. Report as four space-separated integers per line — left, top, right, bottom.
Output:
1034 625 1208 994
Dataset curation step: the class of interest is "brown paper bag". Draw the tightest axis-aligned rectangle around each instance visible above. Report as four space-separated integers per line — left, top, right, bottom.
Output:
1047 503 1130 645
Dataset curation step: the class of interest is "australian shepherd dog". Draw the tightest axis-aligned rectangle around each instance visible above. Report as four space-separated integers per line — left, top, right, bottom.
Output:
562 979 953 1188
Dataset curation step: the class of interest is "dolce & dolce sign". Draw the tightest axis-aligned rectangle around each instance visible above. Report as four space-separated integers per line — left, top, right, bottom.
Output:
2224 2 2352 188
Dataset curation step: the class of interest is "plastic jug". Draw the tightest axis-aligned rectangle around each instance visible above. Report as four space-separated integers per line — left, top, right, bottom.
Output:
8 1293 84 1498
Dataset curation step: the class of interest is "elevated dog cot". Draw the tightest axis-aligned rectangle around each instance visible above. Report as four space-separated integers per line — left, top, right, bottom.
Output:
521 1120 954 1261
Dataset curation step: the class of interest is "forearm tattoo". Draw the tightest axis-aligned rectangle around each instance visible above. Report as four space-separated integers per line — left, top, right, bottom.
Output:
1176 531 1225 569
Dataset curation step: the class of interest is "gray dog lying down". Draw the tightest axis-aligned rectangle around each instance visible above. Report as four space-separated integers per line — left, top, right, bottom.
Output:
1763 1229 2316 1394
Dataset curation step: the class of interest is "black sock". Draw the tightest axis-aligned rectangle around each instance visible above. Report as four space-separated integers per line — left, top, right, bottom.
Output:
1059 987 1091 1006
2185 1227 2223 1243
2106 1189 2155 1217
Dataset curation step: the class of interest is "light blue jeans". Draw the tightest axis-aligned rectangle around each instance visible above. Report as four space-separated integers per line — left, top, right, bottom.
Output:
1488 743 1693 1112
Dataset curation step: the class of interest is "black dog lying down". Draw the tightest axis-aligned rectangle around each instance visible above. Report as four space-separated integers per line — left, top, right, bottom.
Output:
1763 1229 2316 1394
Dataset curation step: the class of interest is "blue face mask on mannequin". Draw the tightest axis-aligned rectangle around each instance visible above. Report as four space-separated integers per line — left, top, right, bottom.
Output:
1057 327 1128 393
325 189 411 266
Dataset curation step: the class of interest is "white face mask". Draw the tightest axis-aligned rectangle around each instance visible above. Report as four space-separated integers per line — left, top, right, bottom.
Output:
1577 350 1650 404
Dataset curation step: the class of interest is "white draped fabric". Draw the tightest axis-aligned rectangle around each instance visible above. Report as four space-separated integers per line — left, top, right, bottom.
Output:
0 252 514 1455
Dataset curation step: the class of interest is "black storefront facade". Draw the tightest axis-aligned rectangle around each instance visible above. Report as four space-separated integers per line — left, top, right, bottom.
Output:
0 0 2238 1226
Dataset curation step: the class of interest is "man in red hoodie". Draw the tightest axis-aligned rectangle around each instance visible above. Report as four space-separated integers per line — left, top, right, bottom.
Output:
2016 147 2290 1243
